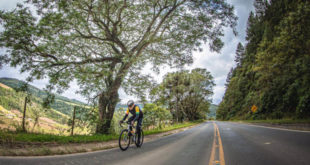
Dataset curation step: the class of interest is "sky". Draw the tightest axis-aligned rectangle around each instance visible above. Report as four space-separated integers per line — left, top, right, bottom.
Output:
0 0 254 105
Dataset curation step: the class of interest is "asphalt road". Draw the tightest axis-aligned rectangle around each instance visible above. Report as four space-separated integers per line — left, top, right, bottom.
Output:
0 121 309 165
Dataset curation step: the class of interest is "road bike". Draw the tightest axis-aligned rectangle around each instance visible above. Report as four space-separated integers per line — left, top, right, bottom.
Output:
119 121 144 151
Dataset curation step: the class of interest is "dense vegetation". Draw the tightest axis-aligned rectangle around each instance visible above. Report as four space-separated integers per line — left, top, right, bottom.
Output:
217 0 310 120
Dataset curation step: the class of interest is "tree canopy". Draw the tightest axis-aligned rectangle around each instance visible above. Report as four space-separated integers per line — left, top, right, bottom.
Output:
0 0 237 133
151 68 214 121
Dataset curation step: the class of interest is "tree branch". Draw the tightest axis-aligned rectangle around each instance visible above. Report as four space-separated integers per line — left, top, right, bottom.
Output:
50 57 121 67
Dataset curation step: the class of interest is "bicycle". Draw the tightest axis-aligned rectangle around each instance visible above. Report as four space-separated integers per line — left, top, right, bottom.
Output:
119 120 144 151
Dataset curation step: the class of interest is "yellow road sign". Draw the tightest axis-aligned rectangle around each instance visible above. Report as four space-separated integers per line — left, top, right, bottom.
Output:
251 105 258 113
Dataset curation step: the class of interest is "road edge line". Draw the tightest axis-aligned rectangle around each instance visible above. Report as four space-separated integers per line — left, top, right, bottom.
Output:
229 122 310 133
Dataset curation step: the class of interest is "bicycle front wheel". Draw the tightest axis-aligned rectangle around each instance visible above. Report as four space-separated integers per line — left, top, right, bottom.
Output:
119 129 130 151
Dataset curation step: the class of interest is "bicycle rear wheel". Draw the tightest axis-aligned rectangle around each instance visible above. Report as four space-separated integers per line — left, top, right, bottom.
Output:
135 129 144 147
119 129 130 151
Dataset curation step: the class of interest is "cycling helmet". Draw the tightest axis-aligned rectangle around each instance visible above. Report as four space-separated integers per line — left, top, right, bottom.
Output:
127 100 134 107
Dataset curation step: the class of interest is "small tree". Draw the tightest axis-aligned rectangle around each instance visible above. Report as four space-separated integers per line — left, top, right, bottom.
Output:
31 106 42 132
234 42 245 67
67 105 96 135
143 103 171 129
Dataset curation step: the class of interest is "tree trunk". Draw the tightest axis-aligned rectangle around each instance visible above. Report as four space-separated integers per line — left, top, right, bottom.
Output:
96 62 132 134
176 97 179 123
22 96 27 132
96 89 119 134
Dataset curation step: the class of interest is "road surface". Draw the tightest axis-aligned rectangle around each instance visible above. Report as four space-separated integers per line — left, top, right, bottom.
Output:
1 121 310 165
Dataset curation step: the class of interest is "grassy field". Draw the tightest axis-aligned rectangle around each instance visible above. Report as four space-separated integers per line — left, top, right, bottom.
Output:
0 121 203 144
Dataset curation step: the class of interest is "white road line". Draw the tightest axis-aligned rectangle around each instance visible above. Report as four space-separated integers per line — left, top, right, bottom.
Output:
226 122 310 133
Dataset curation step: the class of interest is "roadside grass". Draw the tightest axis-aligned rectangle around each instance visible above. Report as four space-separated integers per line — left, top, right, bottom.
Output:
0 121 203 144
144 121 202 136
230 119 310 124
0 132 119 144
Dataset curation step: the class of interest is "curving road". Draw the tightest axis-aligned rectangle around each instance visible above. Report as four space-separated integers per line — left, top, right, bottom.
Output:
0 121 310 165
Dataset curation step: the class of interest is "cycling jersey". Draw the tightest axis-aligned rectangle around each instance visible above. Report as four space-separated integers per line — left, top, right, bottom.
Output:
122 105 143 121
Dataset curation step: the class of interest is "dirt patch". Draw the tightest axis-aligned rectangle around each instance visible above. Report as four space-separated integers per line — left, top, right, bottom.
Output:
11 110 22 118
0 124 200 156
0 83 11 90
40 117 58 125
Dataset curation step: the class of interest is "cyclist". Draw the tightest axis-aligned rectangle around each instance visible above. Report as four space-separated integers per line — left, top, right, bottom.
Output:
120 100 143 146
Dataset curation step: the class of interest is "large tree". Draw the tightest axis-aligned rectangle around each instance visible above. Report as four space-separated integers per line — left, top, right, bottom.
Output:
0 0 236 133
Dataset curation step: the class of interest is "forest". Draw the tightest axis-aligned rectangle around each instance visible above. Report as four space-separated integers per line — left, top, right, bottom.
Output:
217 0 310 120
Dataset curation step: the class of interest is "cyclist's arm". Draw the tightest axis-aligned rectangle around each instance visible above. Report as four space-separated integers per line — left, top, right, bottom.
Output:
122 108 129 121
133 106 140 121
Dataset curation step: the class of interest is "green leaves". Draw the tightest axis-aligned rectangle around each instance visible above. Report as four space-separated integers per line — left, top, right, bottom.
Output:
0 0 237 101
143 103 172 129
152 68 214 121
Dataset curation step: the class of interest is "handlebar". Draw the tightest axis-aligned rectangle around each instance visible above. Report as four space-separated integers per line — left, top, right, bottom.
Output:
119 120 134 127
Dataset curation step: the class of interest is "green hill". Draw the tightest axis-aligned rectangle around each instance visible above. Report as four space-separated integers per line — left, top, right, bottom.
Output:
0 83 67 133
0 77 85 116
0 78 93 135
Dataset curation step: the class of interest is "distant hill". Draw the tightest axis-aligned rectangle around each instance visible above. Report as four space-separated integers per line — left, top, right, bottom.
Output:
0 81 69 133
0 77 86 116
0 80 94 134
207 104 218 119
115 103 144 112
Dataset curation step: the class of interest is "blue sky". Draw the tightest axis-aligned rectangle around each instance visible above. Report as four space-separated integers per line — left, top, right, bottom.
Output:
0 0 254 104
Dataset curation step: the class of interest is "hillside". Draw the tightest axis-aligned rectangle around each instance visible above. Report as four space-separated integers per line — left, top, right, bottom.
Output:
0 78 93 134
217 1 310 120
0 82 69 134
0 78 85 116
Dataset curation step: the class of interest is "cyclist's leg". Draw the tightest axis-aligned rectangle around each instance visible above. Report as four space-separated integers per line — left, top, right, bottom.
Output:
136 117 143 144
127 116 135 134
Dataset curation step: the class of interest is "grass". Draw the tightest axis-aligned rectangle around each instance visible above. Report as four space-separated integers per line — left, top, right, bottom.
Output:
0 132 118 144
144 121 201 135
0 121 203 144
231 119 310 124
